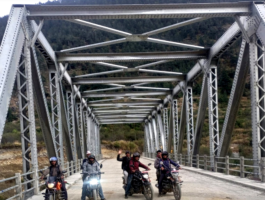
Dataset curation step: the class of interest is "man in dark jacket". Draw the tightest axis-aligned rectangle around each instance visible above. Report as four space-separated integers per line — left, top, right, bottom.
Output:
158 151 180 196
117 150 131 186
154 150 162 183
125 152 150 199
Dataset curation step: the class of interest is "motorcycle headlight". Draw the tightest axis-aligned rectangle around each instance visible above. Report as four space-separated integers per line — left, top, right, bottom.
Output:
90 179 99 185
47 183 55 189
143 174 149 179
172 173 179 178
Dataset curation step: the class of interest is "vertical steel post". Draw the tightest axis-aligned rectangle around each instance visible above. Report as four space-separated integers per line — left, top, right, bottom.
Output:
86 112 91 152
17 43 39 191
145 123 151 153
148 121 154 153
186 86 195 158
173 99 179 160
83 110 88 153
152 116 159 150
49 70 64 165
208 64 220 167
76 103 85 158
66 90 77 161
249 35 265 171
90 120 95 154
163 108 169 151
157 112 166 151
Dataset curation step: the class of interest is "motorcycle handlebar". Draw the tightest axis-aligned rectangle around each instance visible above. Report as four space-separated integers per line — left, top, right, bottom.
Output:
80 172 104 175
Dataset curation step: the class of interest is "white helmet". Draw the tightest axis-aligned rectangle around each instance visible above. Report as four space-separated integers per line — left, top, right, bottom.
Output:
86 151 91 154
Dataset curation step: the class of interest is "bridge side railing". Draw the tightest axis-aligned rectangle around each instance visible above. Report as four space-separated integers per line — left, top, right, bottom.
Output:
143 152 265 183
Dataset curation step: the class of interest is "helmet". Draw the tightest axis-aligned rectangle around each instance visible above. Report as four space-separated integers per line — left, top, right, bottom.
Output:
86 151 91 155
49 157 58 165
125 151 130 154
156 150 162 153
88 154 95 160
162 151 168 156
133 152 140 158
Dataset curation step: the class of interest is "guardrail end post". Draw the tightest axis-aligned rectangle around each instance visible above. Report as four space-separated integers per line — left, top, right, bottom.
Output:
33 169 39 195
196 154 199 168
66 162 70 177
71 160 74 175
214 156 217 172
15 173 22 200
190 155 193 167
204 155 207 170
261 157 265 182
240 156 245 178
225 156 229 175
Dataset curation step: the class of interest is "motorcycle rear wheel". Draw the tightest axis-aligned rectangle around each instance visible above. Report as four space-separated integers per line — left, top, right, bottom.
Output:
173 184 181 200
143 185 153 200
93 189 97 200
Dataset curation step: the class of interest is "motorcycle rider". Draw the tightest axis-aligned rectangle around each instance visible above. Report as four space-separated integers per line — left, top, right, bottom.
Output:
125 152 150 199
81 154 106 200
158 151 180 197
117 150 131 187
154 150 162 183
41 157 68 200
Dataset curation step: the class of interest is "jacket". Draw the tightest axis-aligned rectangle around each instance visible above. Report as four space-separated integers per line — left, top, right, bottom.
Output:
154 156 161 170
159 158 180 174
82 160 101 175
42 165 63 177
128 158 149 174
117 154 131 171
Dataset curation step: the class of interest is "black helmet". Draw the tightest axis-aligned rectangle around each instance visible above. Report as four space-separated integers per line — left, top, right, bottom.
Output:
133 152 140 158
156 150 162 153
125 151 130 154
162 151 168 156
88 154 95 160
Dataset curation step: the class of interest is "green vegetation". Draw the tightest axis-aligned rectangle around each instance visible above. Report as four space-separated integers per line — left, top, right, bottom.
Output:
0 0 253 158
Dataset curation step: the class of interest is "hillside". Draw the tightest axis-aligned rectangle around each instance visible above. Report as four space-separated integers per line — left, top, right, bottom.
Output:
0 0 253 158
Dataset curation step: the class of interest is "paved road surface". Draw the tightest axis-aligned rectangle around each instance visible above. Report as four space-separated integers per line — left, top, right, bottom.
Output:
68 158 264 200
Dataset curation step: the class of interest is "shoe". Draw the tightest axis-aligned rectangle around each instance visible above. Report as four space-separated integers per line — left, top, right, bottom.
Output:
125 195 128 199
101 199 106 200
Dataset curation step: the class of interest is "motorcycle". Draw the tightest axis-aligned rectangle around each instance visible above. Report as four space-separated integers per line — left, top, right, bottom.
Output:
41 170 67 200
123 163 153 200
81 164 104 200
157 162 181 200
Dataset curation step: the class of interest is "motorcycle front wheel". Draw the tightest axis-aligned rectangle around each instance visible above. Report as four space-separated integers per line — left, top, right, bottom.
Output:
48 194 54 200
173 184 181 200
143 185 153 200
93 189 97 200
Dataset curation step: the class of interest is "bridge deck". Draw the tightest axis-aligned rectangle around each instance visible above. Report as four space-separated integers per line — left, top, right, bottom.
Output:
67 158 263 200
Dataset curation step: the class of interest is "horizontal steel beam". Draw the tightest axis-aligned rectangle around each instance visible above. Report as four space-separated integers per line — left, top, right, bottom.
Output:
99 119 144 122
83 91 170 98
102 122 143 124
98 115 147 119
73 76 184 85
56 50 208 63
95 111 151 116
26 3 251 20
94 109 152 114
88 101 162 107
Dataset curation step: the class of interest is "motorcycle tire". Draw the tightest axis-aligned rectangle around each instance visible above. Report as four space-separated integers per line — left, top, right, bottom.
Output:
93 189 97 200
173 184 181 200
143 185 153 200
49 194 54 200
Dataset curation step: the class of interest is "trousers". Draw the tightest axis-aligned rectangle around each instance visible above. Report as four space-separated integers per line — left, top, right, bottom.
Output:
158 173 166 194
125 174 134 195
123 170 129 184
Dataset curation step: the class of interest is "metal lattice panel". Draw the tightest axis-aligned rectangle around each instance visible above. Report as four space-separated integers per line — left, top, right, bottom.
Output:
17 44 38 189
186 87 194 156
76 103 85 158
250 35 265 162
173 100 179 158
163 108 169 151
208 65 220 163
66 91 77 161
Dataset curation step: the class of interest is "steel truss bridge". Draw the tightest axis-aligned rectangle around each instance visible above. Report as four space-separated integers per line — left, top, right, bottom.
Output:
1 1 265 198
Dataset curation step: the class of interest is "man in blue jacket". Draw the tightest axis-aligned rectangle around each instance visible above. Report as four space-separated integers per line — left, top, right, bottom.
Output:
158 151 180 196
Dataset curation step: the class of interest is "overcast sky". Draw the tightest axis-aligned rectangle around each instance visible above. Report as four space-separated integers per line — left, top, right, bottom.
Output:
0 0 49 17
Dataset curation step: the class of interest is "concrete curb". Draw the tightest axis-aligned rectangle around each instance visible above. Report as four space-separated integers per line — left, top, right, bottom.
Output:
143 157 265 193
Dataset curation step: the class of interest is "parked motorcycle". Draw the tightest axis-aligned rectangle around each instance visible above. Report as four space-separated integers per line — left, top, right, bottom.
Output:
41 170 67 200
82 167 104 200
123 163 153 200
157 162 181 200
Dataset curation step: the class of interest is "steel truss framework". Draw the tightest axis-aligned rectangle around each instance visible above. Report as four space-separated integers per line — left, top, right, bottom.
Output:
1 2 265 183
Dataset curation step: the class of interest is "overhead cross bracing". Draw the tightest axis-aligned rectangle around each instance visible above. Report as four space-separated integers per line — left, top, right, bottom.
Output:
1 3 265 196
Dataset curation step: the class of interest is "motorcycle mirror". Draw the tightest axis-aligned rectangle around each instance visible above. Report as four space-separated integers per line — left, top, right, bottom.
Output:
148 163 152 166
100 164 103 168
62 170 67 174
